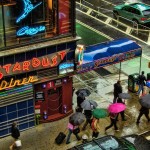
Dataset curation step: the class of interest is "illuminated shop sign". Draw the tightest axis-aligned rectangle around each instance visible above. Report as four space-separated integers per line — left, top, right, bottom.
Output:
17 26 46 36
0 76 38 91
75 45 85 65
0 49 69 80
59 62 74 75
16 0 45 36
16 0 42 23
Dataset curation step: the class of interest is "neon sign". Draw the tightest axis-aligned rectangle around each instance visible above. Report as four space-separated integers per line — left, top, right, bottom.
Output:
59 62 74 75
75 45 85 65
0 76 38 91
16 0 42 23
0 49 69 80
17 26 46 36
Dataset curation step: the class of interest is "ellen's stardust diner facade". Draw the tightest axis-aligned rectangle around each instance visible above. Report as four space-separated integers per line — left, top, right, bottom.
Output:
0 0 83 137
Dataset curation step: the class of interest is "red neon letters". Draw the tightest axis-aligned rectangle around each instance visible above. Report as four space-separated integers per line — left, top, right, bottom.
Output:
0 50 68 80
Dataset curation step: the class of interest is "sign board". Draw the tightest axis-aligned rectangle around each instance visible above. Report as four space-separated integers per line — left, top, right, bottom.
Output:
59 62 74 75
35 91 44 101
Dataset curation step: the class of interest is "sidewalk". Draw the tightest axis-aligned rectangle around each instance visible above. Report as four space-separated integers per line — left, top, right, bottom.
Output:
1 71 150 150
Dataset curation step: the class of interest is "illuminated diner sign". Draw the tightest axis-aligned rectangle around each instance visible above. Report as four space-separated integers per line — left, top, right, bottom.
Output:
0 76 38 91
16 0 45 36
59 62 74 75
0 49 69 80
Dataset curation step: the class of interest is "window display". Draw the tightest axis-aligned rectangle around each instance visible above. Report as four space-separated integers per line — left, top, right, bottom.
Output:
0 0 73 49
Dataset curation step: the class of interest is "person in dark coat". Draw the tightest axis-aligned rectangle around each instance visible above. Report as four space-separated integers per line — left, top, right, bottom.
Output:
136 106 150 124
113 80 122 103
76 95 85 112
82 110 92 130
137 71 147 96
11 122 20 140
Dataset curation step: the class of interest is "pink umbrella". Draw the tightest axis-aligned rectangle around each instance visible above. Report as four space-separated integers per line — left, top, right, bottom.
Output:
108 103 126 113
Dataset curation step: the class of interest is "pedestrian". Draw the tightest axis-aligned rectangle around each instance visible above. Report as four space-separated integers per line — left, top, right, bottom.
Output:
10 122 21 150
66 121 81 144
113 80 122 103
11 122 20 140
91 117 100 138
137 71 147 96
136 105 150 124
105 112 119 132
116 98 126 121
82 110 92 130
76 95 85 112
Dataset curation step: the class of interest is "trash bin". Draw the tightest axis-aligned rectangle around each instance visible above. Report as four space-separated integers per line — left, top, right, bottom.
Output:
147 73 150 80
128 73 139 93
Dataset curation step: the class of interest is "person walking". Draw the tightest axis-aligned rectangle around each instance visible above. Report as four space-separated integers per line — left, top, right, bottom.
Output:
105 113 119 132
91 117 100 138
10 122 21 150
137 71 147 96
136 105 150 124
82 110 92 130
113 80 122 103
66 121 81 144
11 122 20 140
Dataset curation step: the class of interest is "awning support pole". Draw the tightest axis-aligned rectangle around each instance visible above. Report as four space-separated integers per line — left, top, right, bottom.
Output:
139 54 142 75
119 62 121 80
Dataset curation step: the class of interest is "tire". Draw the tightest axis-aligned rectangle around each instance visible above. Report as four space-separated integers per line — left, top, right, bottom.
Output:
113 11 119 20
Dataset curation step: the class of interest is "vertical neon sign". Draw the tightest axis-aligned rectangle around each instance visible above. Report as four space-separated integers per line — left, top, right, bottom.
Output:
16 0 46 36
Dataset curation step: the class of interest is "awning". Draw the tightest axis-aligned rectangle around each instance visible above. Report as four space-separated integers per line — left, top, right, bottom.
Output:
77 38 142 73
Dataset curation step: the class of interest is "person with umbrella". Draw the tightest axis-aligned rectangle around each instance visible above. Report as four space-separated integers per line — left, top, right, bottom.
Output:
105 103 126 132
76 88 91 112
66 112 85 144
81 100 98 130
91 108 108 138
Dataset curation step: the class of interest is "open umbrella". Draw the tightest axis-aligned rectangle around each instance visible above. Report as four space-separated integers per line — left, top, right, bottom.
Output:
108 103 126 113
81 100 98 110
119 93 131 99
76 89 91 97
139 94 150 108
69 112 85 126
92 108 108 119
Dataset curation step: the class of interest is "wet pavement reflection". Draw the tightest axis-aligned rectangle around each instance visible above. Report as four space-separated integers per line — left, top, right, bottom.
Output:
0 69 150 150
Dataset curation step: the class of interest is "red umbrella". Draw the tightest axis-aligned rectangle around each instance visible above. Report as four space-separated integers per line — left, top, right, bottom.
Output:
108 103 126 113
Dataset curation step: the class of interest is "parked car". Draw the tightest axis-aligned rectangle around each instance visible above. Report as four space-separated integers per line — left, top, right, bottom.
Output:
68 134 150 150
113 3 150 26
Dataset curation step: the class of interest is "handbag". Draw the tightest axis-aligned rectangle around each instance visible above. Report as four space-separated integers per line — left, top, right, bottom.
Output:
73 127 80 134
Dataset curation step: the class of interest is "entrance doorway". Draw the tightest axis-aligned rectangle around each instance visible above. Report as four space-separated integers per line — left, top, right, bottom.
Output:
47 87 62 116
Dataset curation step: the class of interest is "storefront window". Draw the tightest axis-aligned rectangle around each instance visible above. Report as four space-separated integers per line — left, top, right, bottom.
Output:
0 0 74 49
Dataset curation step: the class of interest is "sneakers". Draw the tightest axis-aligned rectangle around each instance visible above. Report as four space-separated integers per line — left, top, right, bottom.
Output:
115 129 119 132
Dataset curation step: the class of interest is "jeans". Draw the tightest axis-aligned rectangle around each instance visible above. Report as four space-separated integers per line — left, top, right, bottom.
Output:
66 129 80 143
137 84 144 95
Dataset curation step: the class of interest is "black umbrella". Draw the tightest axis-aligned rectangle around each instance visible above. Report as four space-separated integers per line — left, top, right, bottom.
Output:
76 89 91 97
139 94 150 108
81 100 98 110
69 112 85 126
119 93 131 99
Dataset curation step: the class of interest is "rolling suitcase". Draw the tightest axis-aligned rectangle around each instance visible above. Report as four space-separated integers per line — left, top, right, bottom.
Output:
55 132 66 144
